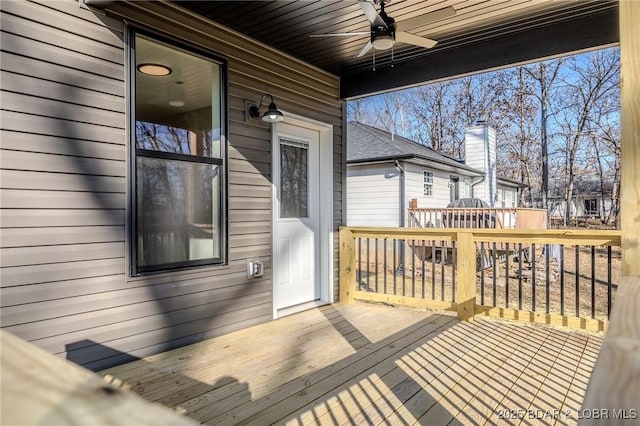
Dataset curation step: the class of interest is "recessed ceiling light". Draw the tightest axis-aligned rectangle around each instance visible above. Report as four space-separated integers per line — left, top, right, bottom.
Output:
137 63 172 76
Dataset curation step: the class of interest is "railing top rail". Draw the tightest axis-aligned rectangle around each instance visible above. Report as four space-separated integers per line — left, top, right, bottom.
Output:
341 226 622 246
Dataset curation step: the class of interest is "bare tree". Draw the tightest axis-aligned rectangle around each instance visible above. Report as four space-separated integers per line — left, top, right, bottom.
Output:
522 58 564 213
553 49 620 226
589 100 621 225
409 81 460 152
493 67 542 206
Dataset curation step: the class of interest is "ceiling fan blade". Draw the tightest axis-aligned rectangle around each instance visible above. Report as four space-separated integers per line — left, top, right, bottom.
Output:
355 40 373 58
358 1 387 28
310 32 370 37
395 32 438 49
395 6 455 32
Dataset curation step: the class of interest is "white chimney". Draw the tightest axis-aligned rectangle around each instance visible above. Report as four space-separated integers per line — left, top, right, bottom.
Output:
464 123 497 207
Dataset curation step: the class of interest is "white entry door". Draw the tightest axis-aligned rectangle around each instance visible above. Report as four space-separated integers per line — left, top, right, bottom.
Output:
274 122 321 311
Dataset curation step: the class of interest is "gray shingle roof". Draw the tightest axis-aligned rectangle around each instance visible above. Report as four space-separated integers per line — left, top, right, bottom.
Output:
347 121 480 174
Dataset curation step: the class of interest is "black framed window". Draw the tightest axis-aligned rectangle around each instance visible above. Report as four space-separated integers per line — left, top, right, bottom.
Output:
130 31 226 274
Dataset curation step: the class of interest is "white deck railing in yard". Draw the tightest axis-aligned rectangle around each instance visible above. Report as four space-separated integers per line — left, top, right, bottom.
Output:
408 207 548 230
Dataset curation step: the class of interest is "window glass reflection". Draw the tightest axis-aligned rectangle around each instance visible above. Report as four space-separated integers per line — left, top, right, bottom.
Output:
137 157 220 267
133 33 225 273
280 140 308 218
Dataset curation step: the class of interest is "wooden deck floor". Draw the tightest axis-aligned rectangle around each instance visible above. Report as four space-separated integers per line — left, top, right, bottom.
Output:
101 303 603 425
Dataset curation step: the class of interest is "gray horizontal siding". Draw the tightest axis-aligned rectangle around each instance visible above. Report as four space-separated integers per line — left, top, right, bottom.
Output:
1 242 125 267
1 9 124 64
1 226 125 247
1 71 125 112
0 209 126 227
1 170 126 192
1 258 267 308
0 0 342 372
0 52 125 96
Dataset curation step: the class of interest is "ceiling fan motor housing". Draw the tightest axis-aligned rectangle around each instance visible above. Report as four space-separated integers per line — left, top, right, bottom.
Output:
371 6 395 51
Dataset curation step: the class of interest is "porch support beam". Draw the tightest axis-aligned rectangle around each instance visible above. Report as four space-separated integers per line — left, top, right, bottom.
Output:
341 6 618 99
583 2 640 417
620 0 640 277
339 227 356 303
455 231 476 321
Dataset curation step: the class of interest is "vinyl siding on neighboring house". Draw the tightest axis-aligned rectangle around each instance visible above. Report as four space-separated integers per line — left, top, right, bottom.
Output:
0 0 342 370
347 163 400 227
496 184 519 208
404 162 463 209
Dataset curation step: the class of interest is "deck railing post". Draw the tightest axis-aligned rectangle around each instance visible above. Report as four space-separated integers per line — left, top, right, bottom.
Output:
339 227 357 303
456 231 476 321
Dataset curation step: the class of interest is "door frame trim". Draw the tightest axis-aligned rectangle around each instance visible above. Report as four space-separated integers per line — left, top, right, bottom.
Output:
271 113 334 319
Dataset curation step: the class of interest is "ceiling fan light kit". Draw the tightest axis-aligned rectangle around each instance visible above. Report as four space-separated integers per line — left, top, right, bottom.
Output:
310 1 456 66
372 31 394 50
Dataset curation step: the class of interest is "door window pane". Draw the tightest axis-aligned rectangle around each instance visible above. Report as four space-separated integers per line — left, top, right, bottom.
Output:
280 140 308 218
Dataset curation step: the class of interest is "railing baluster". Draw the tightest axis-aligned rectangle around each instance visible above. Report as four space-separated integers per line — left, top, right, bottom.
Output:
480 241 485 305
431 240 436 299
591 246 596 319
518 243 523 310
421 239 426 299
383 239 387 294
607 246 612 318
401 239 406 297
374 239 379 292
532 243 536 312
411 240 416 297
575 245 580 318
452 240 456 302
560 245 565 316
492 242 497 307
357 237 362 289
545 244 550 314
441 240 445 301
366 238 370 290
393 240 397 295
505 242 510 308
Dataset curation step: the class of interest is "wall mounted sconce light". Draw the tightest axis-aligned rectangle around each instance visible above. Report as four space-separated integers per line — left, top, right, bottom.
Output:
248 94 285 123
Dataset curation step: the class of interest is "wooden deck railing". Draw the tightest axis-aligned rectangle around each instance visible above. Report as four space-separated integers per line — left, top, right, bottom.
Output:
408 207 548 229
339 227 622 331
582 276 640 419
0 330 198 426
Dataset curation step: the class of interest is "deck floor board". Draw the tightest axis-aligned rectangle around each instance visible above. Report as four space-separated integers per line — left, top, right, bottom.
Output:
101 303 602 425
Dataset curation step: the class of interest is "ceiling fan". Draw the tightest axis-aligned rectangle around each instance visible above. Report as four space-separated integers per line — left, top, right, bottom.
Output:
311 0 456 58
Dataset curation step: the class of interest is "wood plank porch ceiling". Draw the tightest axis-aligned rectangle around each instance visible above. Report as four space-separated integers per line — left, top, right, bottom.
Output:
175 0 619 99
102 303 603 425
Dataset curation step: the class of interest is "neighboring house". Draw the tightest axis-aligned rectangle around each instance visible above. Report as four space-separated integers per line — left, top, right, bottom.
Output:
347 122 525 227
547 175 616 221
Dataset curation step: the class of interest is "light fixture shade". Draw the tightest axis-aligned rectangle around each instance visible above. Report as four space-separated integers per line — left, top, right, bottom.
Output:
262 102 285 122
137 63 172 76
372 33 394 50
